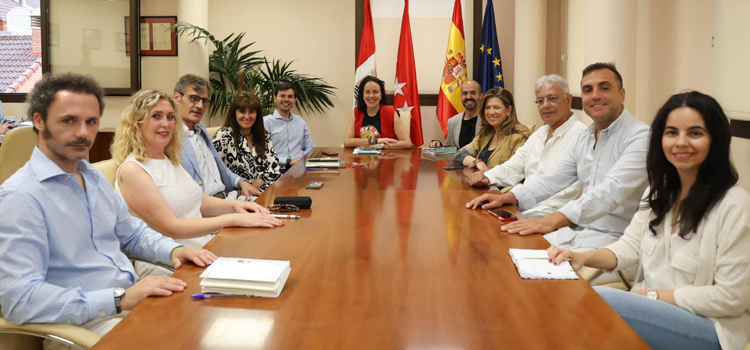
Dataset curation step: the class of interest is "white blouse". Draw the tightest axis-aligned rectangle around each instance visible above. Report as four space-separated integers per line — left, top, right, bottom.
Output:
116 155 212 248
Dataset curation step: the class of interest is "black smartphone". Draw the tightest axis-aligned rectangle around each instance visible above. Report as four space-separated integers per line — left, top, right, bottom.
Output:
488 209 518 222
442 165 463 170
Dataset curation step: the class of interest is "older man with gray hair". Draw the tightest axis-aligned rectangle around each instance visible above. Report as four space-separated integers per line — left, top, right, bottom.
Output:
468 74 586 218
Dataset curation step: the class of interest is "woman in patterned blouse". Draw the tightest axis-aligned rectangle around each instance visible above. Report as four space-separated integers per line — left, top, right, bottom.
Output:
213 92 281 193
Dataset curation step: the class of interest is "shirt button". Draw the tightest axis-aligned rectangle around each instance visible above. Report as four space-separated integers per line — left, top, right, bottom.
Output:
76 190 81 194
198 181 203 185
101 311 106 317
66 320 72 325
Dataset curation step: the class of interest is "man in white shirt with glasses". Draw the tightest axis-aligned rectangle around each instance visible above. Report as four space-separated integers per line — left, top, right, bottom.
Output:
468 74 586 219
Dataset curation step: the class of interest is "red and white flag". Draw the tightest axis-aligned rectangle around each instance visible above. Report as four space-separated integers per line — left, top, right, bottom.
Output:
393 0 423 147
353 0 376 108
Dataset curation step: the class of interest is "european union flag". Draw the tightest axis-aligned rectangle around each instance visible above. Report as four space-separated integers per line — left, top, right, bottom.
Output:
476 0 504 92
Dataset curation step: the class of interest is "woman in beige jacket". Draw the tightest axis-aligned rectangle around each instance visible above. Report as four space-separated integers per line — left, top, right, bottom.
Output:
549 91 750 350
453 87 530 170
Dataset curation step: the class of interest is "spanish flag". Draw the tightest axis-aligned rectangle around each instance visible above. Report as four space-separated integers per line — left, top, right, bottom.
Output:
436 0 467 137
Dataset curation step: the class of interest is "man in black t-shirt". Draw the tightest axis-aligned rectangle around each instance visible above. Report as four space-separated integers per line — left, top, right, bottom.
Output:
430 80 482 148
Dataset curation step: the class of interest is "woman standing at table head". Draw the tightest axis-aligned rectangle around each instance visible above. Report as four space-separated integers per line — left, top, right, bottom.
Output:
343 76 412 149
453 87 530 171
112 90 282 249
212 91 281 195
548 91 750 350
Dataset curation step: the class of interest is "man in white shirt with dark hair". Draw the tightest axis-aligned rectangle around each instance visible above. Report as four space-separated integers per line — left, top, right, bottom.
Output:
468 74 585 218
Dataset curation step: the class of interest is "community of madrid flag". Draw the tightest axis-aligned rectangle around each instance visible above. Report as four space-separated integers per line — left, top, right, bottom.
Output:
353 0 377 108
477 0 504 92
393 0 424 147
436 0 467 137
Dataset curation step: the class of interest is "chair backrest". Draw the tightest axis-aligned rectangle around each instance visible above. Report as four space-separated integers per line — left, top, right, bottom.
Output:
206 126 220 139
0 126 39 186
92 159 118 187
398 111 411 139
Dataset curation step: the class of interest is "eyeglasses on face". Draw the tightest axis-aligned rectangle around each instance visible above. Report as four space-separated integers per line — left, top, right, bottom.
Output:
268 204 299 212
181 93 210 106
534 95 560 106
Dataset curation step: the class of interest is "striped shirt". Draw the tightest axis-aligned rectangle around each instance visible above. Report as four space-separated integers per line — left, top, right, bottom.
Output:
0 147 179 325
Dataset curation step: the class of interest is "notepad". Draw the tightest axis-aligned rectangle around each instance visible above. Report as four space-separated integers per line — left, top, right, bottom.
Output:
508 249 578 280
199 257 291 298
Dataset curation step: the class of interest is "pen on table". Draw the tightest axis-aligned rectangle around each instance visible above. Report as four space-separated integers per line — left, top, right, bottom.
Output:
271 214 301 219
191 293 253 299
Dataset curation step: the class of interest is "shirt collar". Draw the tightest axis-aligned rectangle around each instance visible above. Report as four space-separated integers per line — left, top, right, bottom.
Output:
183 122 203 136
29 146 91 182
584 108 630 136
272 109 295 121
552 113 580 138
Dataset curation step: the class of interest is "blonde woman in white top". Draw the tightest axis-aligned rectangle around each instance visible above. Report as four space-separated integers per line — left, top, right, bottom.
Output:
549 91 750 350
111 90 282 249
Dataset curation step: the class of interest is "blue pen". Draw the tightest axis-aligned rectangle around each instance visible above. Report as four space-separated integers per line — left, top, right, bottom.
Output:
191 293 254 299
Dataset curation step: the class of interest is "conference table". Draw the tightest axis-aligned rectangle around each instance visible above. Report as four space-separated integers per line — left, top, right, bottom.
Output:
92 147 648 349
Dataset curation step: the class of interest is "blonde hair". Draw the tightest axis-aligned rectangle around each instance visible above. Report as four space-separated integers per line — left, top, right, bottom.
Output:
476 87 529 145
111 90 184 166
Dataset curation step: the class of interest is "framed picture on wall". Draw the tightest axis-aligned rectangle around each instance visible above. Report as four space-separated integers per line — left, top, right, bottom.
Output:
125 16 178 56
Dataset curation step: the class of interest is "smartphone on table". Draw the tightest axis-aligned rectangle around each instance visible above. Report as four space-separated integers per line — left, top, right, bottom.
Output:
306 181 324 189
488 209 518 222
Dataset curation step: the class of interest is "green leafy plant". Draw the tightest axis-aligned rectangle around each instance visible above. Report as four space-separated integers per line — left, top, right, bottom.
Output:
172 22 336 118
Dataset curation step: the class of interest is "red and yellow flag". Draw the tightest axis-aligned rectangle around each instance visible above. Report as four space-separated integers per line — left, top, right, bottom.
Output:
436 0 467 137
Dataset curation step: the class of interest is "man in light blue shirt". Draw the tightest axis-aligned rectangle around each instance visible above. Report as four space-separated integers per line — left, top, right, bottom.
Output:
467 63 649 251
263 82 315 172
0 73 216 343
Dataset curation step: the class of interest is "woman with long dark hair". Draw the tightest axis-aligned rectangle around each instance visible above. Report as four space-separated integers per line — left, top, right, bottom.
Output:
343 76 412 149
548 91 750 350
213 92 281 193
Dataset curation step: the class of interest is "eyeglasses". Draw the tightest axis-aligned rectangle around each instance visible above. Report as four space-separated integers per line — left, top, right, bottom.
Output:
181 93 210 106
268 204 299 212
534 95 559 106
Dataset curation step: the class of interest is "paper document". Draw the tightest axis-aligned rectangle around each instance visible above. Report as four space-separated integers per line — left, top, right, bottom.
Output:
508 249 578 280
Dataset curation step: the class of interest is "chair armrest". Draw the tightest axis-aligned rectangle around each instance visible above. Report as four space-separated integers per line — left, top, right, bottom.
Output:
579 267 605 283
128 256 176 273
0 317 101 350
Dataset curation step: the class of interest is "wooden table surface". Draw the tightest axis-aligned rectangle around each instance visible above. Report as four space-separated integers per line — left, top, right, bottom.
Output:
92 148 647 350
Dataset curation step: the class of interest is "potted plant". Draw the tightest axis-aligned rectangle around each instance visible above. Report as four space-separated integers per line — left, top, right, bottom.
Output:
172 22 336 118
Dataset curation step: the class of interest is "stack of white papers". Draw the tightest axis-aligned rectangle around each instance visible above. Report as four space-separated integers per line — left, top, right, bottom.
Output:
508 249 578 280
199 257 291 298
305 158 343 168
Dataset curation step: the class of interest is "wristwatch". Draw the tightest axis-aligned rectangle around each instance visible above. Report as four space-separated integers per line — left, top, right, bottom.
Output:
113 287 126 314
646 288 658 301
285 158 292 168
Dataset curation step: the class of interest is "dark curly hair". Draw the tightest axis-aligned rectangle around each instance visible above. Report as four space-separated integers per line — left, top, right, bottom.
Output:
355 76 387 113
645 91 737 238
26 73 105 134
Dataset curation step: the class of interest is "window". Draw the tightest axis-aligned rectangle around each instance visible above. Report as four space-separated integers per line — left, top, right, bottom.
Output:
0 0 140 103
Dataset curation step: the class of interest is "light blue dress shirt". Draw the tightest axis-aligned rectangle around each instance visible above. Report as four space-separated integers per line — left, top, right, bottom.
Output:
511 109 650 249
0 147 179 325
263 109 315 166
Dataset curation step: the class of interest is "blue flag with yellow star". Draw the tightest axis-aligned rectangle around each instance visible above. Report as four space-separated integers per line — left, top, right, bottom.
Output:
477 0 504 92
